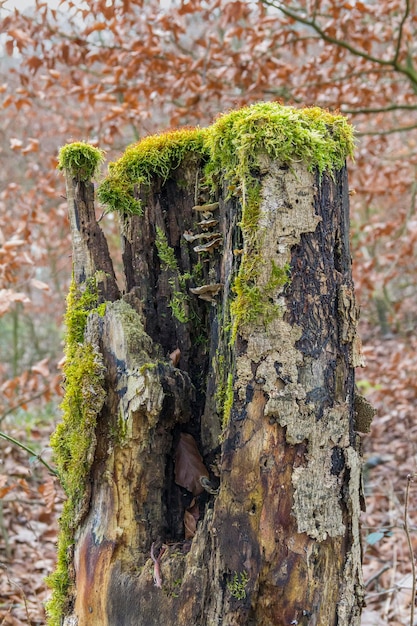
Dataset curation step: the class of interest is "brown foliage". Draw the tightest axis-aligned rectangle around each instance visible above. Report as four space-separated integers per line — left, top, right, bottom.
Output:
174 433 209 497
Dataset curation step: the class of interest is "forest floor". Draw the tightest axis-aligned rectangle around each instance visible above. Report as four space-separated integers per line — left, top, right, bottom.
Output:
359 325 417 626
0 326 417 625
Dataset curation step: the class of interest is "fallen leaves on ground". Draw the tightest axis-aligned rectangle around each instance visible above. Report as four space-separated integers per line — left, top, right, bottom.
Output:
360 328 417 625
0 421 62 626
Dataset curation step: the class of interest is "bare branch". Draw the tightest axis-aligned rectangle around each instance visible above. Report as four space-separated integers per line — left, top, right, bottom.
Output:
393 0 411 66
356 123 417 136
259 0 417 90
404 474 416 626
260 0 393 66
0 389 52 426
342 104 417 115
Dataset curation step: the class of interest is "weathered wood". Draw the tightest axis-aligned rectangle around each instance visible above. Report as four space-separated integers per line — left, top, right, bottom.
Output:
52 106 364 626
71 300 195 624
65 175 120 302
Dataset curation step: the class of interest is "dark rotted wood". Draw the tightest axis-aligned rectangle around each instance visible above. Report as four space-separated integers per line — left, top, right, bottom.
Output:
120 163 222 438
287 167 356 441
66 177 120 302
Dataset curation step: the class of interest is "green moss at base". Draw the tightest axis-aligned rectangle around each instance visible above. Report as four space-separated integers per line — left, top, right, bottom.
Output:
44 499 76 624
45 278 107 626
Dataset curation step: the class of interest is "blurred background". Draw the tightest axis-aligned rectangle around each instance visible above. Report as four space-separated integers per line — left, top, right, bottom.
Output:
0 0 416 623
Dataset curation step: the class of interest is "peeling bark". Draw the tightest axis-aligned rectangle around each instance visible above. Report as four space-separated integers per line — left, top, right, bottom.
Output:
58 149 363 626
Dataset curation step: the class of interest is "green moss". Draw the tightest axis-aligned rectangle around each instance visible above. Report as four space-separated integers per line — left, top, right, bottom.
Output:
51 343 105 494
57 142 105 181
97 103 353 335
204 102 354 192
97 128 208 215
97 173 142 216
214 354 226 411
139 362 158 375
227 570 249 600
204 103 352 342
168 284 190 324
230 260 290 342
99 102 353 217
155 226 179 271
64 278 106 345
45 278 107 626
155 226 191 324
228 175 289 341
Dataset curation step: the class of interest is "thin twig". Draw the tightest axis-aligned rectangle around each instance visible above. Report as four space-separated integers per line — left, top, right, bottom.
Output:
356 123 417 137
0 603 13 626
260 0 394 66
0 501 11 560
0 431 58 476
342 103 417 115
0 389 49 426
0 566 32 625
405 473 416 626
393 0 411 66
365 563 391 588
260 0 417 88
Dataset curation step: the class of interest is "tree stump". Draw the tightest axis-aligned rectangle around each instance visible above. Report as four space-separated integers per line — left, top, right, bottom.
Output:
48 104 366 626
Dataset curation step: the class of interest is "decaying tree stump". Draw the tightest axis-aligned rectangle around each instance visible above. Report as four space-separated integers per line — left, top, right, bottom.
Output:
48 104 370 626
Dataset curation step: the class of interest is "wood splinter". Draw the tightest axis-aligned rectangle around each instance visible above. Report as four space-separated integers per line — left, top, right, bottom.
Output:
150 542 167 589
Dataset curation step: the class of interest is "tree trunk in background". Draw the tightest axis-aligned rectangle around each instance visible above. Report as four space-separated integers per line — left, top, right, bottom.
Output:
57 137 364 626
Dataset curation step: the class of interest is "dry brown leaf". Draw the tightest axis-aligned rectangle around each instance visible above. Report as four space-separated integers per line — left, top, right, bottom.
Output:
169 348 181 367
175 433 209 496
38 475 57 514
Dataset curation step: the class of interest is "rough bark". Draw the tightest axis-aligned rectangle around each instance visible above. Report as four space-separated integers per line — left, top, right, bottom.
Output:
58 146 364 626
65 176 120 302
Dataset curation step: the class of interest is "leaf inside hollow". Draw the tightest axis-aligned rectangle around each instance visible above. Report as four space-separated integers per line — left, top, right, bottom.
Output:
175 433 209 496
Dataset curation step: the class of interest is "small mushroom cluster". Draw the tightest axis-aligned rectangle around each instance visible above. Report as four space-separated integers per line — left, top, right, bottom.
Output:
184 201 223 303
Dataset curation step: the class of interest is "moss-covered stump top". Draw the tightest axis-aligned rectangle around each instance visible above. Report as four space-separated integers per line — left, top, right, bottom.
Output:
98 128 209 215
58 141 105 181
94 102 354 215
